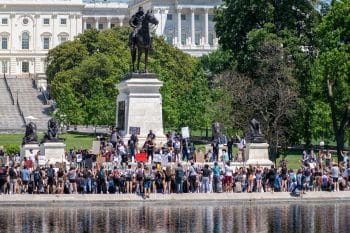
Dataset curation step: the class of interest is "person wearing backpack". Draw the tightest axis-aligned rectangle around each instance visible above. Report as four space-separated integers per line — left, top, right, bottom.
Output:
21 166 30 193
68 167 77 194
125 164 134 193
135 163 144 194
46 165 55 194
201 164 211 193
175 163 184 193
143 166 152 198
33 167 41 193
97 167 106 194
212 162 221 193
188 162 197 193
9 165 17 194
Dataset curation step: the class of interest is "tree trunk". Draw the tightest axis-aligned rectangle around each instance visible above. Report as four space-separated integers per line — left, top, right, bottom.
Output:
335 130 345 162
327 79 349 162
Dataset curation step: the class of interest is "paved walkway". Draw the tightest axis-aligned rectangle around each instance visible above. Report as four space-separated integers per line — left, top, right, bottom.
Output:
0 192 349 205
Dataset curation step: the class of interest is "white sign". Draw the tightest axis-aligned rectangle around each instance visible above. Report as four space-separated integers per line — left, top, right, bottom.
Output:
161 154 169 166
92 141 101 154
153 154 162 163
38 155 46 166
76 154 82 163
113 155 120 163
181 127 190 139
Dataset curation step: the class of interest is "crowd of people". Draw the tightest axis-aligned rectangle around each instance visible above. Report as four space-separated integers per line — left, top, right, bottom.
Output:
0 130 349 197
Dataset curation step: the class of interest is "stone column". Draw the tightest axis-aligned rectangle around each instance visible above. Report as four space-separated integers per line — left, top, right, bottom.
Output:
107 17 111 29
83 17 87 31
119 17 124 27
52 14 57 48
76 15 82 34
10 14 15 51
34 15 40 51
177 8 182 46
191 8 195 46
204 8 209 46
69 14 75 39
95 17 99 30
9 14 16 75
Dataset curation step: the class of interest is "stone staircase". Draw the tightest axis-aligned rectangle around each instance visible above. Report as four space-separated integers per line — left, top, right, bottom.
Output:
3 77 52 131
0 77 25 131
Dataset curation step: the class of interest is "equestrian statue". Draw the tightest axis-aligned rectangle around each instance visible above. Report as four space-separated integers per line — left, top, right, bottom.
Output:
128 7 159 73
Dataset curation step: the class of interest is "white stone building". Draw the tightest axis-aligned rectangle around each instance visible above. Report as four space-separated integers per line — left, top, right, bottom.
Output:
0 0 220 77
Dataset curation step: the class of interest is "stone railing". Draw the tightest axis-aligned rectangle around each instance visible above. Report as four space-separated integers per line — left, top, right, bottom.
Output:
3 74 15 105
16 98 26 126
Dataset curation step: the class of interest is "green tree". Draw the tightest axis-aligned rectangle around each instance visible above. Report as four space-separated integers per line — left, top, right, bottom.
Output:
215 0 318 72
214 27 298 161
4 144 20 156
214 0 323 147
46 40 88 84
314 0 350 160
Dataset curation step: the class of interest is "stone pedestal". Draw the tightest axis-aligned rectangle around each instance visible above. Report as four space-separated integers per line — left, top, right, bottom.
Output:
21 143 40 158
116 73 166 145
40 142 66 165
245 143 273 166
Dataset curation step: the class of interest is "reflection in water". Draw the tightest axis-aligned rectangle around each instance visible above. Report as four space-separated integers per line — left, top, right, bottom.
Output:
0 203 349 233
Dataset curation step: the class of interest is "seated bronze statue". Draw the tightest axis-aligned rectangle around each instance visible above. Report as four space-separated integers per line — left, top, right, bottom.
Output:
43 118 62 142
22 122 38 145
248 118 265 143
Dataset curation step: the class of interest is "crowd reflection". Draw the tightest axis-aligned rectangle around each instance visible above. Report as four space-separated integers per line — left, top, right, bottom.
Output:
0 203 349 233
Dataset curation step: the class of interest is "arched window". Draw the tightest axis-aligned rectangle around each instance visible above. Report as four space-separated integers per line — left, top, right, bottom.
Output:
22 32 29 49
58 32 69 44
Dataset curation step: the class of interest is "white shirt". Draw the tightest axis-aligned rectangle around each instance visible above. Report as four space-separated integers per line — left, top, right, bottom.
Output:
225 165 233 177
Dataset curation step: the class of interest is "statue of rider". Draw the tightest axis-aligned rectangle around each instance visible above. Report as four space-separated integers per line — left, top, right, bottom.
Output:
129 6 153 50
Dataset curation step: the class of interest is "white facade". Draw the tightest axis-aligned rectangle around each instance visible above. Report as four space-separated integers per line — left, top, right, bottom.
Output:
0 0 84 76
0 0 220 77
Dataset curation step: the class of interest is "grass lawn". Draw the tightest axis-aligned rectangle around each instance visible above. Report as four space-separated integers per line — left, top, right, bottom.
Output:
0 133 96 150
276 148 340 170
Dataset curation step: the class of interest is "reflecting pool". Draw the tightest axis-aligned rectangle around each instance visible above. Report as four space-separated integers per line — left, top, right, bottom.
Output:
0 202 349 233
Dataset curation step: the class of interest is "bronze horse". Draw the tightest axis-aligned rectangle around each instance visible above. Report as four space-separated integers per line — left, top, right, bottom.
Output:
129 11 159 73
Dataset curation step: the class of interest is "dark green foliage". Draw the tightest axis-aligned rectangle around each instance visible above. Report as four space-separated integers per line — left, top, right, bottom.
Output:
314 0 350 158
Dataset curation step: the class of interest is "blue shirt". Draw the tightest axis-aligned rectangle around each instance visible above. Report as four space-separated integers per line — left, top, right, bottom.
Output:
213 166 220 177
21 169 30 181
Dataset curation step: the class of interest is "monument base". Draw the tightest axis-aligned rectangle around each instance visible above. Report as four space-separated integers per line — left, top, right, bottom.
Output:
116 73 166 146
245 143 273 167
40 142 67 165
21 143 40 158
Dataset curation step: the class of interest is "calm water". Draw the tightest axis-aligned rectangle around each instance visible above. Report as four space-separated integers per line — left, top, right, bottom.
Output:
0 202 349 233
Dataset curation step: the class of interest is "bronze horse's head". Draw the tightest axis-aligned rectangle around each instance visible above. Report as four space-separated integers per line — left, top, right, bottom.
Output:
144 10 159 27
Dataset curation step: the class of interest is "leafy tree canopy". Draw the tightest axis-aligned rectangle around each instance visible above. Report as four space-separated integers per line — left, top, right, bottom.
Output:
215 0 319 72
313 0 350 158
